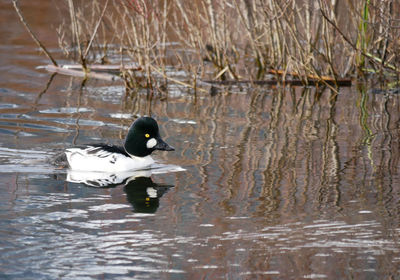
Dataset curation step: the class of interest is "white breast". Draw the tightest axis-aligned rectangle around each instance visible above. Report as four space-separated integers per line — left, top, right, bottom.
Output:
65 147 155 172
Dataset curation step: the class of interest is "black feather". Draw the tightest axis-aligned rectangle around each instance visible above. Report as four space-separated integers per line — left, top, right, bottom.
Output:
84 144 130 157
51 151 68 168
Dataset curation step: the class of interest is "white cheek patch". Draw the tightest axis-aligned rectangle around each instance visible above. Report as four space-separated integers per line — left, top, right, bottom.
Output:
146 138 157 149
146 187 157 198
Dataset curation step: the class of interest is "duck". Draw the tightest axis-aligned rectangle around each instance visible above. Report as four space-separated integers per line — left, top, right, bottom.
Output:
63 116 174 172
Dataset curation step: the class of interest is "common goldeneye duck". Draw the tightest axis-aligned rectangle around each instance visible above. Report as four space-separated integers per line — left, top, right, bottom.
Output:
65 116 174 172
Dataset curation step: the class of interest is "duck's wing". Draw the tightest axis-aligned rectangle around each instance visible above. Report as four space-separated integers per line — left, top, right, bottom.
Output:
66 144 129 158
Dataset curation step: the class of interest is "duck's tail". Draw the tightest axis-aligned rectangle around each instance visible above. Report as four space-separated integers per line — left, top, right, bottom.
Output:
50 151 69 169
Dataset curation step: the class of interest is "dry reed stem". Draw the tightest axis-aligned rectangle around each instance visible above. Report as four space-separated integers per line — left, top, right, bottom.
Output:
12 0 58 66
33 0 399 87
83 0 109 59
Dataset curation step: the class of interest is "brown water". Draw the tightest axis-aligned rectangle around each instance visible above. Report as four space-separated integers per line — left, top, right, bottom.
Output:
1 1 400 279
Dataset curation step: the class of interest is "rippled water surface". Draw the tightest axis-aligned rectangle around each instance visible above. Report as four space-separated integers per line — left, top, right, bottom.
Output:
1 1 400 279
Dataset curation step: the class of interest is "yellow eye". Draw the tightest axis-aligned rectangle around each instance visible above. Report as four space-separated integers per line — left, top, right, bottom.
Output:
145 133 150 138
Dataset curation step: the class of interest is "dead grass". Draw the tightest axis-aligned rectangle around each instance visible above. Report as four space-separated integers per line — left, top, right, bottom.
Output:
20 0 400 88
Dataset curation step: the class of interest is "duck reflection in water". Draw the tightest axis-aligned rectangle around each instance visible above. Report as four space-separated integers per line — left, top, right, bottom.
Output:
124 176 173 213
66 165 183 213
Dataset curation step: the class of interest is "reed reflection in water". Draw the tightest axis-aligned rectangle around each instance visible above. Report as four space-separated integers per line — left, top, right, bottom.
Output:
172 85 399 220
0 72 399 279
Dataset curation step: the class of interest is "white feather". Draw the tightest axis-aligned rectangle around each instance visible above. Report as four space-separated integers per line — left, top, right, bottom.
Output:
146 187 158 198
65 146 155 172
146 138 157 149
67 170 153 187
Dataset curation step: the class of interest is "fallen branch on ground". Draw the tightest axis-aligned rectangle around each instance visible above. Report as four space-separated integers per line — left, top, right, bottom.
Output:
61 64 142 73
39 65 121 81
267 69 352 86
202 78 351 87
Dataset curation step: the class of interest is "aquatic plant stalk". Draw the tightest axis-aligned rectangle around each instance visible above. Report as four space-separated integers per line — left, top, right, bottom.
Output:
356 0 370 68
15 0 400 86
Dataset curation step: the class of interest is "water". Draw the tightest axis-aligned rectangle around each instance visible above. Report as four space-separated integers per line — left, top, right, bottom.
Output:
1 1 400 279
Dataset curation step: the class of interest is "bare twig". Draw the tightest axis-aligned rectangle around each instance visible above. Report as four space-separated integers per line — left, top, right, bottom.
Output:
12 0 58 66
319 2 400 73
83 0 109 59
25 0 400 89
67 0 85 68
